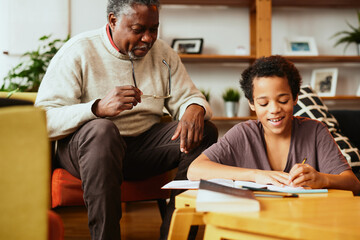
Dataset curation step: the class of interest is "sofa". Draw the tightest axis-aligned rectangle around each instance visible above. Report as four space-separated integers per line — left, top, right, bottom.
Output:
294 86 360 178
330 110 360 151
330 110 360 178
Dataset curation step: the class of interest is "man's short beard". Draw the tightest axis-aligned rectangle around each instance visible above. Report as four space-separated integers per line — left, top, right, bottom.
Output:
128 43 153 60
128 50 143 60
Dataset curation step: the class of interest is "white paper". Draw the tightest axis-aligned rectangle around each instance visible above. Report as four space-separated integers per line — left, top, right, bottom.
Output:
163 179 328 193
196 189 260 213
162 179 234 189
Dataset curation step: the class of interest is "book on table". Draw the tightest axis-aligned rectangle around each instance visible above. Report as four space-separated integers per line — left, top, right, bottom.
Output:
196 179 260 213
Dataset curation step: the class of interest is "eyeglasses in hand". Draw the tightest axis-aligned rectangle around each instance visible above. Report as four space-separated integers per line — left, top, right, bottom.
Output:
130 59 171 99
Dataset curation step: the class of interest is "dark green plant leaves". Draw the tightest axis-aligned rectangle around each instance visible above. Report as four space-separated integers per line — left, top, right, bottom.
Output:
222 88 240 102
1 34 69 92
331 11 360 54
200 89 210 102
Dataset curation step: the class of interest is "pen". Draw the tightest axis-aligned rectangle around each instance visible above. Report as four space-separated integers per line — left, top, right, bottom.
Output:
302 157 307 164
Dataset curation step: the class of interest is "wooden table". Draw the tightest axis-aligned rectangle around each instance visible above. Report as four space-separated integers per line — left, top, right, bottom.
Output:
168 189 359 240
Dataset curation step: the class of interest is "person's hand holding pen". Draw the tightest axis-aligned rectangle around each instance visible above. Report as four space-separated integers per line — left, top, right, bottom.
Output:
288 157 327 189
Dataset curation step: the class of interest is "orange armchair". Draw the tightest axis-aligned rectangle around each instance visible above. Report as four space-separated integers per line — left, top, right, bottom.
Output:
51 167 176 219
0 92 176 220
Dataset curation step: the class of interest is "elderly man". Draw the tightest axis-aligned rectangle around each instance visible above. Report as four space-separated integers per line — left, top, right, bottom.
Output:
35 0 217 239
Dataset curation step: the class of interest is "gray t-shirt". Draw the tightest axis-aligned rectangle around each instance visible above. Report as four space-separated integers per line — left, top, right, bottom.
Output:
204 117 350 174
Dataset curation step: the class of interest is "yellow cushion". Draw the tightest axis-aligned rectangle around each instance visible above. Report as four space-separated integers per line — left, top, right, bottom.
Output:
0 106 50 240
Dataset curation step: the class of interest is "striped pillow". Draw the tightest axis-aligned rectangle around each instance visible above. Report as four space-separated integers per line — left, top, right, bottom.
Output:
294 85 360 168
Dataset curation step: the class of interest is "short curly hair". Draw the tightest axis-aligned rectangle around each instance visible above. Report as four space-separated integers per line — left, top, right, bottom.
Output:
107 0 160 18
240 55 302 104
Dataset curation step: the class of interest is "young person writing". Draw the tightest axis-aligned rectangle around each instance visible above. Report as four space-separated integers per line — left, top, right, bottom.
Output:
187 55 360 195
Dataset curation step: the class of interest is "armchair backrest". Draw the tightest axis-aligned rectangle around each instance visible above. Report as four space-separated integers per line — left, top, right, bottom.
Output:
0 105 50 240
0 92 37 103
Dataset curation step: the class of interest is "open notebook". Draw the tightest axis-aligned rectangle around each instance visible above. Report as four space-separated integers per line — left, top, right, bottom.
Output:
162 179 328 194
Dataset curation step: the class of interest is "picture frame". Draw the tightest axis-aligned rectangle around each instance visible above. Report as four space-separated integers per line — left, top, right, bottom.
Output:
171 38 203 54
284 37 318 56
310 68 338 97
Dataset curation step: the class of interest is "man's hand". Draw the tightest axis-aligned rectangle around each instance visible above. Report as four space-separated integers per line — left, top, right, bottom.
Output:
171 104 205 153
92 85 142 118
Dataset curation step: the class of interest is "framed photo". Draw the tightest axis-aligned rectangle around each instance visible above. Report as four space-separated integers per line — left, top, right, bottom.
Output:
284 37 318 56
171 38 203 54
311 68 338 96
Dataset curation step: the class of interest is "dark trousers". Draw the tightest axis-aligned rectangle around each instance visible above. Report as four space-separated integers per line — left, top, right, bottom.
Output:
56 119 218 240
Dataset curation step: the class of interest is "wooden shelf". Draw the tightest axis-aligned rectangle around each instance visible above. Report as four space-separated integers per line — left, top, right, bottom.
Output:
161 0 360 8
162 0 360 113
272 0 360 8
160 0 252 7
178 55 360 64
179 54 255 63
285 56 360 63
321 96 360 100
211 116 257 121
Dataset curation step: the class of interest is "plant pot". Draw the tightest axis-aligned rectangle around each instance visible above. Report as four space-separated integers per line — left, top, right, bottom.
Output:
237 97 250 117
224 101 239 117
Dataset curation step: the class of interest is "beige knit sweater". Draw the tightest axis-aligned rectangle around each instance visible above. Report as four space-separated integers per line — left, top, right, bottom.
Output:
35 25 212 140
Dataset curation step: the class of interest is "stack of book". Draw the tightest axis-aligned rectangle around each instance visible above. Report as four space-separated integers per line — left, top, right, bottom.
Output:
196 180 260 213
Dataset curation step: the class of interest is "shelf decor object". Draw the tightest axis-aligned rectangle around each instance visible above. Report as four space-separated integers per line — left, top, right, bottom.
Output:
310 68 338 97
200 89 210 102
222 88 240 117
332 10 360 55
284 36 318 56
171 38 204 54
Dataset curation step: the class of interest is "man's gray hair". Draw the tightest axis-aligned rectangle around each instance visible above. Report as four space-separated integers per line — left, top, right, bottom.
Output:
107 0 160 18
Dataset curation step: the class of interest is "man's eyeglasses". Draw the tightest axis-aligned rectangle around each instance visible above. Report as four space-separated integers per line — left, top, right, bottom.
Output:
130 59 171 99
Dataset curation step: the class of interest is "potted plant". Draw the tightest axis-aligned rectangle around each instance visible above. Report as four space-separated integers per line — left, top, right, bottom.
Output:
222 88 240 117
200 89 210 102
332 10 360 55
1 34 69 95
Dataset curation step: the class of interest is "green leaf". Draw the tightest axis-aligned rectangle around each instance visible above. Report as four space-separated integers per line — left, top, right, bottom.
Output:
2 34 68 92
331 10 360 54
6 88 20 98
222 88 240 102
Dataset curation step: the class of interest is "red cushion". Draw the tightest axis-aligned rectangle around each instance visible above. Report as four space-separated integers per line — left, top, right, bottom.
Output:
51 168 173 208
51 169 84 208
48 210 64 240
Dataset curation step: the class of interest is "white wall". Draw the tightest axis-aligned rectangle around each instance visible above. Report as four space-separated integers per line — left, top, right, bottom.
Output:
70 0 107 35
0 0 68 87
1 2 359 115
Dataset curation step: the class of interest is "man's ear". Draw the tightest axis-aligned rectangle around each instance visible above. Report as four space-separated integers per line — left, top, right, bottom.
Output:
108 13 117 29
248 100 255 111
